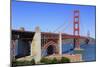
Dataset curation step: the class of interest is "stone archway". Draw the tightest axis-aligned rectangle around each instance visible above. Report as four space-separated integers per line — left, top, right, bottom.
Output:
47 45 55 55
42 41 58 56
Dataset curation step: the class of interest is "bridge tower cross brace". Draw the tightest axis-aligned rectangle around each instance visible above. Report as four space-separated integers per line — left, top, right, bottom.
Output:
73 10 80 49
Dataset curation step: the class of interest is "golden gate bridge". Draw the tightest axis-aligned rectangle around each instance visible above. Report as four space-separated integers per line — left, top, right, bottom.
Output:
11 10 90 63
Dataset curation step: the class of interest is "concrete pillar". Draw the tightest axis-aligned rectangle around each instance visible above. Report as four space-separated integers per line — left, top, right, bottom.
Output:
11 40 16 61
59 32 62 55
31 26 41 63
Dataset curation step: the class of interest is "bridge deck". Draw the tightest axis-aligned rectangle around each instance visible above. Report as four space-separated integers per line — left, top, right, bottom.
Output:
12 30 87 40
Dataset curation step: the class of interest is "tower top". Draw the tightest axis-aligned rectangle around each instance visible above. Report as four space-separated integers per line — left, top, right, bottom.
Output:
87 30 90 38
35 26 41 32
19 27 25 31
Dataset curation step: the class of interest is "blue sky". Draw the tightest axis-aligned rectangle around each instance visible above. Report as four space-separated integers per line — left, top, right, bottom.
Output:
12 0 96 38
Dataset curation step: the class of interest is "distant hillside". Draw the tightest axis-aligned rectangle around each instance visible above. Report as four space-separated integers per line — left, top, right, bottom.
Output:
62 37 96 45
88 37 96 45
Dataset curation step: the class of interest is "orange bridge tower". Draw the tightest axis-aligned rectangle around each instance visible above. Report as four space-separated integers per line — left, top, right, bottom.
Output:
73 10 80 49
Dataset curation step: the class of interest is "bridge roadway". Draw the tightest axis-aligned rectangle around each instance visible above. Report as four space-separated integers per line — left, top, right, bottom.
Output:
12 30 87 41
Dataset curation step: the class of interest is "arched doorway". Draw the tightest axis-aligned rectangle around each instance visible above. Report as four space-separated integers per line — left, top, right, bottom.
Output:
47 45 55 55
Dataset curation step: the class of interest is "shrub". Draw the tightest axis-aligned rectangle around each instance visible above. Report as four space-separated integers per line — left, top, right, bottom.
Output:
40 57 59 64
40 57 70 64
31 58 35 65
15 61 30 66
50 58 58 64
40 57 51 64
14 59 35 66
61 57 70 63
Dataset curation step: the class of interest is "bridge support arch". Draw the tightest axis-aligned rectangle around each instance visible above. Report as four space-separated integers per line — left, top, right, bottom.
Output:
42 41 59 56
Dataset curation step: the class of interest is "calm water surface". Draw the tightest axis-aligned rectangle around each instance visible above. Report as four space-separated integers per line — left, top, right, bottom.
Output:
62 44 96 61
